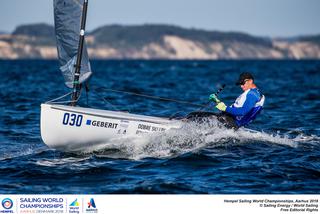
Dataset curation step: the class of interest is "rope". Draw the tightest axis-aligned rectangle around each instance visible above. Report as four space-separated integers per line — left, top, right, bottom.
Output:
95 87 208 108
91 90 121 111
46 92 72 103
46 91 81 104
46 86 217 114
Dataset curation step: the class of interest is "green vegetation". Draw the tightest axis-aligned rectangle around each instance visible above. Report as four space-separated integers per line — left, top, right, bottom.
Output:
90 24 272 49
299 35 320 45
13 23 55 38
10 23 273 48
12 23 56 46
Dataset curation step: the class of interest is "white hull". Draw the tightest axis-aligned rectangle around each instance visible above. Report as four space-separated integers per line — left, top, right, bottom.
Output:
40 103 182 151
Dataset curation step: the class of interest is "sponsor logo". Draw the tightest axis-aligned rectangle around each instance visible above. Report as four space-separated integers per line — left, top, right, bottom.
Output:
85 198 98 213
86 119 118 129
87 198 96 209
137 124 166 133
2 198 13 209
69 199 80 214
70 199 79 207
0 198 14 213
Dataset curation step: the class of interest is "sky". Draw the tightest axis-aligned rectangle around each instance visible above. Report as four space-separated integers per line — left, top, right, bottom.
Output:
0 0 319 37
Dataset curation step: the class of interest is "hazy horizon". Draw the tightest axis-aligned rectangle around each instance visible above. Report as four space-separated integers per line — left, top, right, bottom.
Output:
1 0 320 37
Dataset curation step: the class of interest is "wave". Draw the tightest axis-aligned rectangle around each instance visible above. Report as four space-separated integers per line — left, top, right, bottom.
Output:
1 122 318 163
0 144 47 161
82 120 319 160
35 157 91 167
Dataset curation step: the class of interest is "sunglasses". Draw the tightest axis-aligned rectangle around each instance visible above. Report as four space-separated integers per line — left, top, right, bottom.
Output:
240 79 249 85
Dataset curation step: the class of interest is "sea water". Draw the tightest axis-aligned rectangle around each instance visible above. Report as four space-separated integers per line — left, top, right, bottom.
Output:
0 60 319 194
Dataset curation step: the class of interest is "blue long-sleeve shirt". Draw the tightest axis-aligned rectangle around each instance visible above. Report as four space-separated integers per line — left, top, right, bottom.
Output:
226 88 265 126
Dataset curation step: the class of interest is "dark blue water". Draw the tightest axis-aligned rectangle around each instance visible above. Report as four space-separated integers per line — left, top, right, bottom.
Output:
0 60 319 194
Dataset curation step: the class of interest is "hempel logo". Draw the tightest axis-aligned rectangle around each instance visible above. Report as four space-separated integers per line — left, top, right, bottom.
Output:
1 198 13 210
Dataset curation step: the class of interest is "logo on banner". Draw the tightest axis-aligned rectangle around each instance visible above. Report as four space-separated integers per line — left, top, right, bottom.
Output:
85 198 98 213
68 199 80 214
87 198 96 208
2 198 13 210
70 199 79 207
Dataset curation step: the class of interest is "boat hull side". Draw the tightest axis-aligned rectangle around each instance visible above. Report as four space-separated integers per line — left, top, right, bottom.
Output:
40 104 181 151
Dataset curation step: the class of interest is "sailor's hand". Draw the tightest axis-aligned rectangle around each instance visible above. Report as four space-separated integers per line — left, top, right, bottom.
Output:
216 102 227 111
209 94 221 103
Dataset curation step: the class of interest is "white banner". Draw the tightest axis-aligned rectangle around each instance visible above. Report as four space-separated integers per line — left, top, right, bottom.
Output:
0 195 318 214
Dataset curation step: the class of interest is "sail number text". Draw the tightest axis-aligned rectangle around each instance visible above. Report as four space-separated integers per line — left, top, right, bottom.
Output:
62 113 83 127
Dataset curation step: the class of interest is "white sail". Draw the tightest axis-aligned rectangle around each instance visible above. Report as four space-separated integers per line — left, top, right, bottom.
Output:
54 0 92 88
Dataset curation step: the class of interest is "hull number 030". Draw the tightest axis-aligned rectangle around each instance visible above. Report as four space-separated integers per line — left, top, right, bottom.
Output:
62 113 83 127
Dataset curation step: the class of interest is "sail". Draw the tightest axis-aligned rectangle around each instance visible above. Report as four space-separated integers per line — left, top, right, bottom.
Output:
54 0 92 88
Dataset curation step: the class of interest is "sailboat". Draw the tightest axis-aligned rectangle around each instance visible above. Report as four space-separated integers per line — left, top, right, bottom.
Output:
40 0 183 151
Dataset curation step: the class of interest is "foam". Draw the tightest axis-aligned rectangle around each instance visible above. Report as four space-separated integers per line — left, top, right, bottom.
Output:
87 120 319 160
0 145 45 161
35 157 90 167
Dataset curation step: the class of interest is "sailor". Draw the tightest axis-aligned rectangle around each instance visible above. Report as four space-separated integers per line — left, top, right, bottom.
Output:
209 72 265 128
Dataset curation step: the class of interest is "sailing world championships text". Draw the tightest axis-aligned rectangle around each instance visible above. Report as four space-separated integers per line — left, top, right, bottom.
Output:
19 197 64 209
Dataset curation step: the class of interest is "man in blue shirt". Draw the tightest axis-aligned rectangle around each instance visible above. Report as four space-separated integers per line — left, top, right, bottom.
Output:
209 72 265 128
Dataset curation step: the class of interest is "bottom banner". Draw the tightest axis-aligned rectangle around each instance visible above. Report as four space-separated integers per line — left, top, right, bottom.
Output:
0 195 318 214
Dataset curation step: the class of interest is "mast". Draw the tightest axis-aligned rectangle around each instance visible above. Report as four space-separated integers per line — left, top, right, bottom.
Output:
71 0 89 106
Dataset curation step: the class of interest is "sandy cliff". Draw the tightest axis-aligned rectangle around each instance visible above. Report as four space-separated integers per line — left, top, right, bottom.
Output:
1 24 319 59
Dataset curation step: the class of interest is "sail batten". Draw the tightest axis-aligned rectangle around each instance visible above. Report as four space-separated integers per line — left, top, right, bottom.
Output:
54 0 92 88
